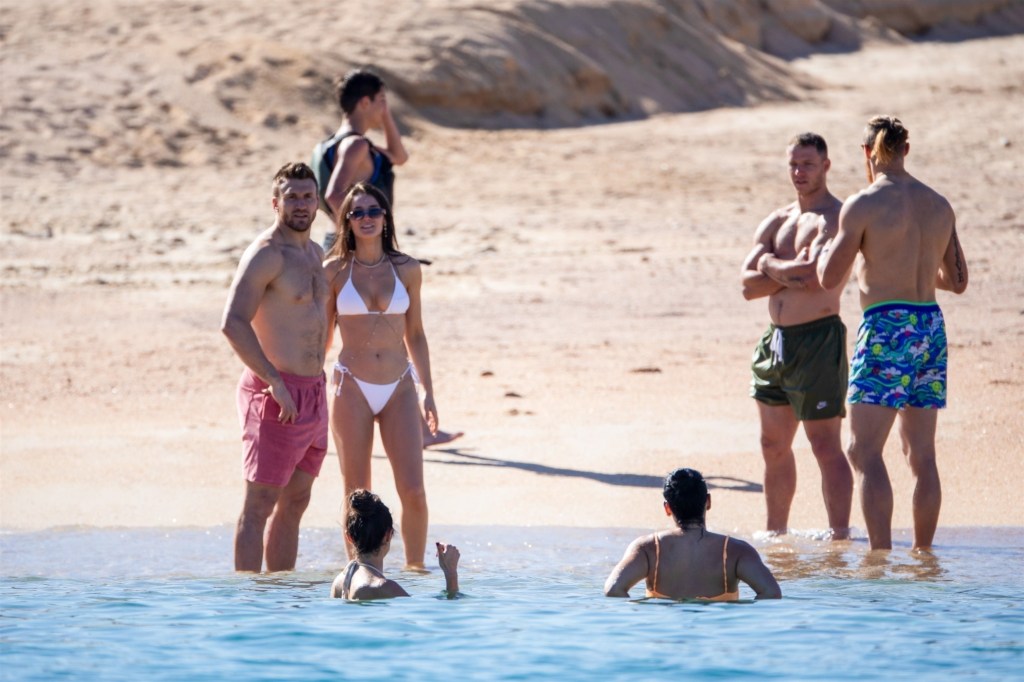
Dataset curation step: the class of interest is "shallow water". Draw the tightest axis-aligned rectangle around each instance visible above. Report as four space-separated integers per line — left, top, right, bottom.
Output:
2 526 1022 681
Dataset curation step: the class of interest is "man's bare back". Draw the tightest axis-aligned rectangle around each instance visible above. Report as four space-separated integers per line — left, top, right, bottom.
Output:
819 117 966 301
817 116 968 550
830 175 961 306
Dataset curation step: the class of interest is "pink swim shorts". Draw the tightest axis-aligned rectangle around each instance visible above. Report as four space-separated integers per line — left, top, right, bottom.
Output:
236 368 329 487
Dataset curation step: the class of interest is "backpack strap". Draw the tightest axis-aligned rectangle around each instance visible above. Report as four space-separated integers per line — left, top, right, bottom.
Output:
311 129 362 216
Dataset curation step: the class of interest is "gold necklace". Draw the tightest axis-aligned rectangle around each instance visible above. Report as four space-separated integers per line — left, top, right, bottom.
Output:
354 253 386 268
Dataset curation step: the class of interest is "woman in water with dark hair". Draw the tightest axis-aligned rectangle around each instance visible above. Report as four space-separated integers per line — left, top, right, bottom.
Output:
323 182 440 570
330 490 460 600
605 468 781 600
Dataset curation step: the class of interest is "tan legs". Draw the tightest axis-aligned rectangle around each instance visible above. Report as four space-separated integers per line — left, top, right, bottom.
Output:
331 373 428 568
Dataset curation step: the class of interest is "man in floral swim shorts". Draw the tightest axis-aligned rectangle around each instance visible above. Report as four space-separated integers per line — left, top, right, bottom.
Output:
818 116 969 551
848 302 948 409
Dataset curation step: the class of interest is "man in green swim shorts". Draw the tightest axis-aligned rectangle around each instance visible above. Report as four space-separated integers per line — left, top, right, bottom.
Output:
741 133 854 540
818 116 969 551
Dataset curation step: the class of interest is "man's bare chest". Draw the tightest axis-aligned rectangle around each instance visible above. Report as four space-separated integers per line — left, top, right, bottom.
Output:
773 211 825 257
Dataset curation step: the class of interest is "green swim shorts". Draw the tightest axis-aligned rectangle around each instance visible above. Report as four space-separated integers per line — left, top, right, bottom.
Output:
750 314 847 420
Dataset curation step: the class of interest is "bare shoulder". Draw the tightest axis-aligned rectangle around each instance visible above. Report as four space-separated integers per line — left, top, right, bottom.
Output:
392 252 423 282
754 204 794 240
239 229 285 273
329 572 345 598
914 179 954 217
628 533 658 558
841 186 879 219
725 535 757 554
768 203 796 225
323 254 346 277
339 135 370 157
724 536 764 567
350 577 408 600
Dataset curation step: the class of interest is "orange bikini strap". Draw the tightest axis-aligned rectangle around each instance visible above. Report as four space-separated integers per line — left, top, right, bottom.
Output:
652 533 661 593
721 536 730 594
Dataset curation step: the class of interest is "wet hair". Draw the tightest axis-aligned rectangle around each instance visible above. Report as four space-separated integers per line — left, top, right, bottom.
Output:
663 468 709 527
271 162 317 199
337 69 385 115
327 182 401 261
346 489 394 555
788 132 828 157
864 115 908 165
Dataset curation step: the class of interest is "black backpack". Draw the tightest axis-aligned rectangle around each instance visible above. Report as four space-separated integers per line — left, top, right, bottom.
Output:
311 130 395 216
310 129 357 217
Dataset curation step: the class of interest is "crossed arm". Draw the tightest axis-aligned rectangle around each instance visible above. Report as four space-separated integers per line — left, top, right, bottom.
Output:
741 212 821 300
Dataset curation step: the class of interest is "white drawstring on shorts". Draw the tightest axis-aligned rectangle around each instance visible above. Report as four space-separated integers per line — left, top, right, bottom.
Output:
770 327 785 365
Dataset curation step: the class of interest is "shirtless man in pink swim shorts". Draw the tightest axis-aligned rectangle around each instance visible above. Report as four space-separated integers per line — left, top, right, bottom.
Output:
222 162 330 572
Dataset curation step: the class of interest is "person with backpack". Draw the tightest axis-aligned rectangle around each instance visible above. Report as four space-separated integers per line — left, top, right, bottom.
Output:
313 69 409 252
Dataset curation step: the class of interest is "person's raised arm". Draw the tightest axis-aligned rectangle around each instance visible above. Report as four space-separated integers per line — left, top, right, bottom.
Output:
604 537 650 598
936 218 968 294
437 542 460 598
325 138 373 217
220 243 297 422
378 93 409 166
818 195 867 290
735 542 782 600
401 260 438 435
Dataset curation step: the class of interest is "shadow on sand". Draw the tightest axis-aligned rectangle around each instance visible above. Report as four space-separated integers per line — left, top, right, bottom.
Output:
411 447 762 493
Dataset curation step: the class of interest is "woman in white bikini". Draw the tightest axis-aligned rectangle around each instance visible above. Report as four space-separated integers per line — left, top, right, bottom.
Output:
324 182 439 569
330 489 459 600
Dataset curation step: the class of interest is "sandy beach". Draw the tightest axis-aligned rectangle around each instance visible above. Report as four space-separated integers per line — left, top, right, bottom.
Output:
2 0 1022 539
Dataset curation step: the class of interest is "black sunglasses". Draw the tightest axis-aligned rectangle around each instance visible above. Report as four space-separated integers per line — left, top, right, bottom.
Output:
347 207 385 220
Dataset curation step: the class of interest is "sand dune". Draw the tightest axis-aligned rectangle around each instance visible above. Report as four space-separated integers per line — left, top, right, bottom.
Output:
3 0 1022 176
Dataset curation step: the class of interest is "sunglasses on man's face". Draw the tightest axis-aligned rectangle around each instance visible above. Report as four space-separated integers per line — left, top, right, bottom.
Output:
347 207 385 220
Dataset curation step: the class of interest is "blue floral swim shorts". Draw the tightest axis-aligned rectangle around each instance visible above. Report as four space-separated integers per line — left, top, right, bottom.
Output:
848 301 947 409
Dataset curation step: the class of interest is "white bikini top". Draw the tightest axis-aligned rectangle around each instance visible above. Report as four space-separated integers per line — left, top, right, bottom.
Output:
336 257 410 316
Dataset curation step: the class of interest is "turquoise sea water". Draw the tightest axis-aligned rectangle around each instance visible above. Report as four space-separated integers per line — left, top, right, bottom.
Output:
2 525 1022 681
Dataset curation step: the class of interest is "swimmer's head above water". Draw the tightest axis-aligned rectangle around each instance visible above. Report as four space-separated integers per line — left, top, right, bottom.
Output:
663 468 710 528
346 489 395 555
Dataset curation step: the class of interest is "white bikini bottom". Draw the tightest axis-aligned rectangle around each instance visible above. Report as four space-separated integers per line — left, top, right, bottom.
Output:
333 362 417 415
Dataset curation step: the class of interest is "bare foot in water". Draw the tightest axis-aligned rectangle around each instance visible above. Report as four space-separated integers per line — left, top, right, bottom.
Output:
423 429 464 449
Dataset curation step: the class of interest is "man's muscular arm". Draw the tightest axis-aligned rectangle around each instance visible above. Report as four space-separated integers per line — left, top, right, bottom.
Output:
819 196 867 290
221 243 299 423
741 211 786 300
756 249 822 291
936 220 968 294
